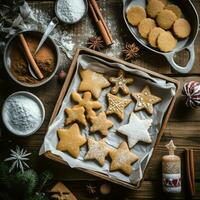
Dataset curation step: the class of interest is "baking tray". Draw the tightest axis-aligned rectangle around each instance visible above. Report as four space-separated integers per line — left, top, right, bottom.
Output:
44 47 180 189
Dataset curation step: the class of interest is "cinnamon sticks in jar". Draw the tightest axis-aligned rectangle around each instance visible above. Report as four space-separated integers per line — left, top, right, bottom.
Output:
88 0 113 46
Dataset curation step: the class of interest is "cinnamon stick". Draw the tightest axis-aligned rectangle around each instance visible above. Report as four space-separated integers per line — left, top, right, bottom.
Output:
185 149 195 197
88 0 113 46
19 33 44 79
189 149 195 194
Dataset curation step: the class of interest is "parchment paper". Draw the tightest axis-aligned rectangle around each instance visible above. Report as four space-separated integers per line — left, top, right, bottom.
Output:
40 54 176 185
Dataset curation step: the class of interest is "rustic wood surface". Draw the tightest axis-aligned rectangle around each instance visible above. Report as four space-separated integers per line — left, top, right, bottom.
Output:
0 0 200 199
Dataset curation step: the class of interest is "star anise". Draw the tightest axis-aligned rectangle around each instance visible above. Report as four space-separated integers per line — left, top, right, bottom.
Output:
87 36 104 51
86 184 97 195
122 42 140 61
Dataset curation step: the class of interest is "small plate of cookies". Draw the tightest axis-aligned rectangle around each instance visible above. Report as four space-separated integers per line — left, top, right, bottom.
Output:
40 49 179 189
123 0 199 73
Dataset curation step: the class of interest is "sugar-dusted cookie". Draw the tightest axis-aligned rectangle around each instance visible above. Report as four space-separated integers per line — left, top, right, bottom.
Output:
165 4 182 18
138 18 156 38
84 137 111 166
147 0 165 18
106 93 132 120
118 113 152 148
157 31 177 52
71 91 102 119
109 70 134 95
57 123 87 158
148 27 165 48
90 112 113 136
109 142 139 175
148 0 168 6
132 85 162 115
156 9 177 30
127 6 146 26
173 18 191 39
78 69 110 99
65 106 87 126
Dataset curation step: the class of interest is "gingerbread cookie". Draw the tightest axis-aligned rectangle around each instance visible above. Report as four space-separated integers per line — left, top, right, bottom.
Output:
85 137 111 166
148 27 165 48
156 9 177 30
50 182 77 200
106 93 132 120
71 91 102 119
78 69 110 99
65 106 87 126
147 0 165 18
165 4 182 18
90 112 113 136
109 70 134 95
173 18 191 39
157 31 177 52
132 85 162 115
127 6 146 26
138 18 156 38
109 142 139 175
57 123 86 158
118 113 152 148
148 0 168 6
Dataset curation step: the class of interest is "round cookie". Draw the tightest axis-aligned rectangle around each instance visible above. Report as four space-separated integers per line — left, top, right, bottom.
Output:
148 0 168 6
138 18 156 38
165 4 182 18
157 31 177 52
127 6 146 26
156 9 177 30
173 18 191 38
147 0 165 18
148 27 165 48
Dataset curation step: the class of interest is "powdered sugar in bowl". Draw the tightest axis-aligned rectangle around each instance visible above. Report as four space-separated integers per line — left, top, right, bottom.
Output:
2 91 45 137
55 0 88 24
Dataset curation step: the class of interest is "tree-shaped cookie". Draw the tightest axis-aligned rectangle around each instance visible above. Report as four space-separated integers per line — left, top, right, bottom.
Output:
109 70 134 95
78 69 110 99
90 112 113 136
132 85 161 115
109 142 139 175
84 137 111 166
65 106 87 126
57 123 86 158
71 91 102 119
106 93 132 120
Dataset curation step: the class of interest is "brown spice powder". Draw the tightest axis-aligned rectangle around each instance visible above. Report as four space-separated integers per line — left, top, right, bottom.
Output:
10 35 56 84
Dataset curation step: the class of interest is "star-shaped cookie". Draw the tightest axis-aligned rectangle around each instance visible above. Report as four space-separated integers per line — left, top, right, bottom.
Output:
132 85 161 115
57 123 87 158
65 106 87 126
106 93 132 120
109 70 134 95
71 91 102 119
90 112 113 136
78 69 110 99
84 137 111 166
118 112 152 148
109 142 139 175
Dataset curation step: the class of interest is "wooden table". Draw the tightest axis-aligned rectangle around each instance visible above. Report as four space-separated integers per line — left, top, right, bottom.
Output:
0 0 200 199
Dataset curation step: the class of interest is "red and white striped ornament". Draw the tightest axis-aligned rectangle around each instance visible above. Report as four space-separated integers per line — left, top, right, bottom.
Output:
182 81 200 109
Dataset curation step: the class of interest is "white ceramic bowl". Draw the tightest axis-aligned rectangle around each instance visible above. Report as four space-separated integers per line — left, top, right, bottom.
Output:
2 91 45 137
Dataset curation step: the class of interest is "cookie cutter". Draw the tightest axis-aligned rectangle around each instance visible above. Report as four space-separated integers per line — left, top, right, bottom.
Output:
123 0 199 74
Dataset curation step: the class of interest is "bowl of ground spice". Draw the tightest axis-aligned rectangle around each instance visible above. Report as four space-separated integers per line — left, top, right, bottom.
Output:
4 30 60 87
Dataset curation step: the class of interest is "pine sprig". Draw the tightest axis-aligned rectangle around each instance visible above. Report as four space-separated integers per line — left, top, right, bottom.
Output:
37 171 53 193
0 162 10 188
